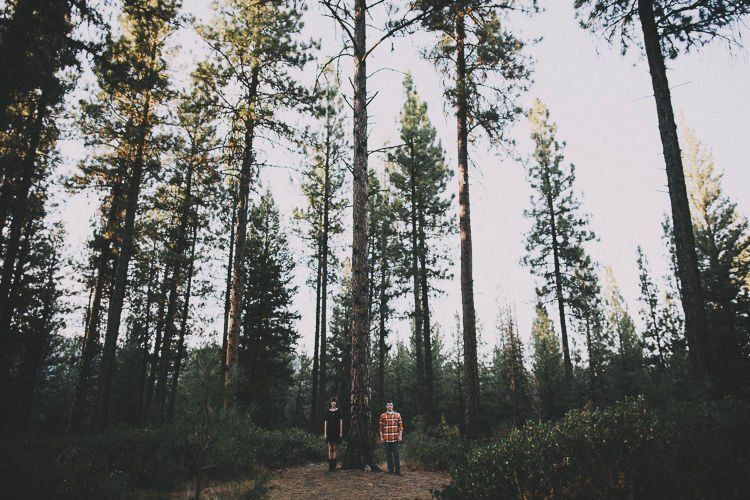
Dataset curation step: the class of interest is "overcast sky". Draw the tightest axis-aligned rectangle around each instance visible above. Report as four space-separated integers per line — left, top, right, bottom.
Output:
58 1 750 361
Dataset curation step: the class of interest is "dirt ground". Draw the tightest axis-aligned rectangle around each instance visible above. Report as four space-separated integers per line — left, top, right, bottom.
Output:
265 462 450 499
176 462 450 499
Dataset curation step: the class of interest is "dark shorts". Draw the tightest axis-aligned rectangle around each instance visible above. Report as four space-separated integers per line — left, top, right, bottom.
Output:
326 435 341 444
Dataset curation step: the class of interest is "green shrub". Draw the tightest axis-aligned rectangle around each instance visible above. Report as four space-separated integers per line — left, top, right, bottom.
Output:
437 397 750 499
0 415 325 499
403 419 468 471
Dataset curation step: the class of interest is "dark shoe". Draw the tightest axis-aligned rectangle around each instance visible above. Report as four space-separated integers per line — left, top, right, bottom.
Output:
328 459 335 471
395 471 402 476
333 458 338 471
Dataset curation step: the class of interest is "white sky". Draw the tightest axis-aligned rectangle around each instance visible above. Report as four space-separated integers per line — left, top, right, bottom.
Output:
57 1 750 362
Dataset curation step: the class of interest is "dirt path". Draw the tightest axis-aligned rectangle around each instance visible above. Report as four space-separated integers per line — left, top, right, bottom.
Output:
181 462 450 499
264 462 450 499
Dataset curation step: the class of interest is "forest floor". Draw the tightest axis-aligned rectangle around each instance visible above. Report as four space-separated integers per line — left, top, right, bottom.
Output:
176 461 450 499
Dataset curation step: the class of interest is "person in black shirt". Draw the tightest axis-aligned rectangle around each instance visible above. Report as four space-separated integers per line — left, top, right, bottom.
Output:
324 397 343 471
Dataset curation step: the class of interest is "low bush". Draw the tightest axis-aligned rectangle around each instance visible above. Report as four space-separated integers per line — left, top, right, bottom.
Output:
1 413 325 499
402 419 468 471
437 397 750 499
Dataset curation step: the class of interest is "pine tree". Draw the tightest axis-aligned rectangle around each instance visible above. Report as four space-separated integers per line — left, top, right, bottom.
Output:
421 0 536 437
149 77 220 423
636 246 668 372
0 0 93 362
530 305 567 420
569 254 608 404
69 0 181 432
293 74 348 427
575 0 750 385
326 258 353 425
0 0 99 133
388 74 453 424
367 173 398 417
238 191 299 425
603 266 648 397
523 99 596 395
683 125 750 385
197 0 315 408
4 219 67 429
320 0 435 466
492 304 534 428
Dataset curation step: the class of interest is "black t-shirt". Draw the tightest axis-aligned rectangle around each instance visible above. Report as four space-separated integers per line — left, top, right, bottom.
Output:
325 409 342 434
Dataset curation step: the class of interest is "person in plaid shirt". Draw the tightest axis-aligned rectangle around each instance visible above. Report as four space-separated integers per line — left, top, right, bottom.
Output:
379 401 403 475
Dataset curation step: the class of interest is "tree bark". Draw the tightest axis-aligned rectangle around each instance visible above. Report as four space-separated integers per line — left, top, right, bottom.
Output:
637 0 709 383
345 0 374 469
225 66 260 408
455 10 480 438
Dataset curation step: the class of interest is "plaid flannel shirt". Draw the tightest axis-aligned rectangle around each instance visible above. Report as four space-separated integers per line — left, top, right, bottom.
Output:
379 411 403 442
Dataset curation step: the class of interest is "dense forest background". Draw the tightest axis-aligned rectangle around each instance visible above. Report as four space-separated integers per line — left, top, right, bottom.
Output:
1 0 749 497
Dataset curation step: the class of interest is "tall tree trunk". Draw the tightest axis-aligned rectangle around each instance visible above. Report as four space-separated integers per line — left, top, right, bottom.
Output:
68 196 120 433
225 67 260 408
455 10 480 438
0 91 47 347
221 196 236 377
154 159 195 421
418 214 433 426
409 147 425 416
167 219 198 421
93 83 154 431
311 241 322 429
318 119 332 421
378 226 388 414
345 0 374 469
637 0 709 383
543 177 573 392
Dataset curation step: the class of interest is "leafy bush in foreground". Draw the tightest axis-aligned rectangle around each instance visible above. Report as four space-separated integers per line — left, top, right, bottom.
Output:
1 413 324 499
437 397 750 499
403 419 468 471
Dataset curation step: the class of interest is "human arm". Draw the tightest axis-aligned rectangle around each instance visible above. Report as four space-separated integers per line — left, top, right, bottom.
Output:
324 420 327 439
339 416 343 438
398 415 403 443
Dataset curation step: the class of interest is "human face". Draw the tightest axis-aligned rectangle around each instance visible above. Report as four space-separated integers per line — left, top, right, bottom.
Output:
331 400 337 409
386 402 393 412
